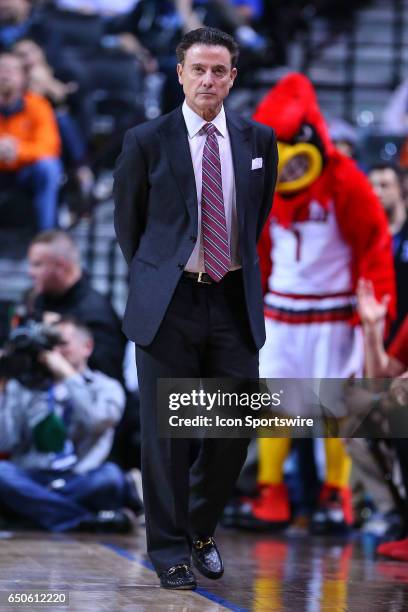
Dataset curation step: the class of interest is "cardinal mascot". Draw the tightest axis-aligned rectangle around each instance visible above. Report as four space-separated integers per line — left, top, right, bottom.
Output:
237 73 395 533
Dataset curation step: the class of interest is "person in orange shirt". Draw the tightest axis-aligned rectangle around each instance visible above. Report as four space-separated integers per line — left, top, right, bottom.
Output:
0 52 61 229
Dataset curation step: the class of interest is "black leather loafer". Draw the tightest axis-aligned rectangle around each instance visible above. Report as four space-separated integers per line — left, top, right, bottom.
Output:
191 537 224 579
159 564 197 590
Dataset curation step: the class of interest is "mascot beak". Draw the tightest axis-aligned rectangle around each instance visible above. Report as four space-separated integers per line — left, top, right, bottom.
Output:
277 142 323 194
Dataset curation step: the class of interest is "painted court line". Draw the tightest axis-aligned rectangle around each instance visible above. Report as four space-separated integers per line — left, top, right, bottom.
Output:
101 542 249 612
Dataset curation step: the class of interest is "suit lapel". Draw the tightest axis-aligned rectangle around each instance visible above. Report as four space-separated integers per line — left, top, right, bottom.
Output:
159 107 198 229
226 111 252 236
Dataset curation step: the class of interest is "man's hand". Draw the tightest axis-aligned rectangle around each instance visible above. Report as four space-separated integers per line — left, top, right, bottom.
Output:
38 350 76 381
389 372 408 407
0 136 18 163
356 278 390 329
42 311 62 326
117 34 159 73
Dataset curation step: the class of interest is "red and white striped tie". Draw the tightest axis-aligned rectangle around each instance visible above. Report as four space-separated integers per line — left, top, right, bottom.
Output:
201 122 231 281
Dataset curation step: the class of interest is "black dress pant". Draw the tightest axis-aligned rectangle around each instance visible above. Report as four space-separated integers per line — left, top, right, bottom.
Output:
136 270 258 574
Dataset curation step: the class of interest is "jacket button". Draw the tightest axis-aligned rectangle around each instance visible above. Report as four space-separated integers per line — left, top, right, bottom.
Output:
190 235 197 242
178 263 184 270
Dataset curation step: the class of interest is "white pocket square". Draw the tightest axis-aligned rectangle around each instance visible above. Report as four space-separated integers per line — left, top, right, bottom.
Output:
251 157 263 170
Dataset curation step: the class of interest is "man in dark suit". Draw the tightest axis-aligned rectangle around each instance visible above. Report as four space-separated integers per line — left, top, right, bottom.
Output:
113 27 277 589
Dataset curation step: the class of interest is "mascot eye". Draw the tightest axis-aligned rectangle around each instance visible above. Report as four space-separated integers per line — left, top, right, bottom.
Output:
295 124 313 143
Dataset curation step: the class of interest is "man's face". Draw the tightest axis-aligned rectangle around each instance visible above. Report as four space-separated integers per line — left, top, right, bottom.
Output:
54 323 93 371
0 0 29 23
28 243 63 294
177 44 237 118
14 40 45 72
369 168 402 213
0 54 25 97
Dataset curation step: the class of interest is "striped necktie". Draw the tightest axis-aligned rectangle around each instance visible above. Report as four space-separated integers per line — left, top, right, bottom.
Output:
201 122 231 281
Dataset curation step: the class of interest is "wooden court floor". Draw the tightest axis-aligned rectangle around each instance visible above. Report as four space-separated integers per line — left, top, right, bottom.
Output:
1 526 408 611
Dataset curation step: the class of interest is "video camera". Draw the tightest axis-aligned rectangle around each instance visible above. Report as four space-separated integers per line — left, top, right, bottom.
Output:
0 320 63 389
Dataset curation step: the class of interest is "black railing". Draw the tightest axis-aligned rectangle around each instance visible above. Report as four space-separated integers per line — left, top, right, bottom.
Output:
249 0 408 124
76 217 128 316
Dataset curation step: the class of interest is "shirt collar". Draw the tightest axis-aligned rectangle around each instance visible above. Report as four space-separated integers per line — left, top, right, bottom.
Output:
0 96 24 117
182 100 227 139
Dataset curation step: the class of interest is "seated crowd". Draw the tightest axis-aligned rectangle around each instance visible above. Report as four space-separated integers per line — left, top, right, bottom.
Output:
0 0 373 231
0 231 142 532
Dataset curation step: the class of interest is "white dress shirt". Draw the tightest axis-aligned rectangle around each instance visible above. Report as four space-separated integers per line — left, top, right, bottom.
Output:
182 101 241 273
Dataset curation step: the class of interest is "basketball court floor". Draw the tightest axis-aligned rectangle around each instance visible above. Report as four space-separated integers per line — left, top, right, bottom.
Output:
1 526 408 611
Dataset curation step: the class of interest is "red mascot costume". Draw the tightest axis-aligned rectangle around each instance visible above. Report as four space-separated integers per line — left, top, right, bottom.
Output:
236 73 395 533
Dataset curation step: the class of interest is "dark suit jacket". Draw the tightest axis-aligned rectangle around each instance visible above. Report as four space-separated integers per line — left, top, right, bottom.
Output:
113 105 277 349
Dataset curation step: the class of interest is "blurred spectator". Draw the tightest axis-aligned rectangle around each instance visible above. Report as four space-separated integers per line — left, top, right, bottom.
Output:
357 169 408 561
177 0 266 49
232 0 263 20
213 0 266 49
369 164 408 338
103 1 269 113
328 117 358 159
382 77 408 135
0 0 40 50
0 52 61 230
13 39 77 105
353 279 408 549
398 166 408 202
345 277 406 536
0 317 141 533
357 278 407 380
52 1 158 75
54 0 141 16
26 230 126 382
102 2 180 112
13 39 94 216
347 437 403 540
261 1 306 66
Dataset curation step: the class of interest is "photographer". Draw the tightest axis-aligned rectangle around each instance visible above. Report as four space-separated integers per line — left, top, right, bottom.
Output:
27 230 126 383
0 317 141 533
